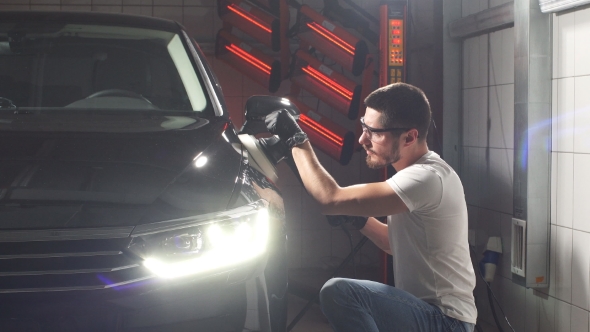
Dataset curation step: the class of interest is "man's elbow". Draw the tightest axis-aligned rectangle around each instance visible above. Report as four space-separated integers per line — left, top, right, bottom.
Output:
319 202 339 215
314 189 348 215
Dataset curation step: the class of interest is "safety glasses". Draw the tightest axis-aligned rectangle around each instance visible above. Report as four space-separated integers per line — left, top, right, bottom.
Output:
359 117 412 142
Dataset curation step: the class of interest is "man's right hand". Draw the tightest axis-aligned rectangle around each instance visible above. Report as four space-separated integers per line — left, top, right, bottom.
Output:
265 109 308 148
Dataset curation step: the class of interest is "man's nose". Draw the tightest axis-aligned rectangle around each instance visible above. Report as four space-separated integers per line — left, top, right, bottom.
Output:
358 130 370 145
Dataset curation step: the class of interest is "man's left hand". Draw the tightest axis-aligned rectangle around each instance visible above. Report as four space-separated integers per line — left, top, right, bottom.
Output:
265 109 308 148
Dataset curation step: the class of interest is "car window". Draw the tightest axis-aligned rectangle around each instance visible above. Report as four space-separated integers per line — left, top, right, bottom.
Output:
0 22 211 113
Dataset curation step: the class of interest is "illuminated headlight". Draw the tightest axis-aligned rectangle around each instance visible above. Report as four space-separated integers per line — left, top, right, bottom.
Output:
128 207 269 279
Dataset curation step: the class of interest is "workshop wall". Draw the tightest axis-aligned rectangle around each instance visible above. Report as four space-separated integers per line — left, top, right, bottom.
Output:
545 4 590 332
460 1 590 331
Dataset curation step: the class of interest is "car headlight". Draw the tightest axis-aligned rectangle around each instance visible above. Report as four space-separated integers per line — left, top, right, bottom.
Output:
128 203 269 279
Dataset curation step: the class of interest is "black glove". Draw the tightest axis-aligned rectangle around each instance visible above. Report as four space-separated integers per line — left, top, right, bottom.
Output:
325 215 368 230
265 109 308 148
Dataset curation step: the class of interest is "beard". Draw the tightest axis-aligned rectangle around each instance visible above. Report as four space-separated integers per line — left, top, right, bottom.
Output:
363 143 401 169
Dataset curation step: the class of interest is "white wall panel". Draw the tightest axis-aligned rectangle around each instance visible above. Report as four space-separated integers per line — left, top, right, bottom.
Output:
31 0 60 4
476 87 489 147
30 4 59 10
572 230 590 311
488 84 514 149
555 226 573 303
556 300 572 332
549 225 557 297
539 293 556 332
122 0 153 5
91 5 122 12
575 7 590 76
574 76 590 153
477 35 489 88
556 152 574 228
93 0 122 5
464 88 488 147
555 10 576 78
556 78 575 152
573 154 590 232
183 6 215 42
551 152 558 226
487 148 514 213
498 276 526 332
463 37 478 89
489 29 514 86
122 5 152 15
525 288 539 332
571 305 589 332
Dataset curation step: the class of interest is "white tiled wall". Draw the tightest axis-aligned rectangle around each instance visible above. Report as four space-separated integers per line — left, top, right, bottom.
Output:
0 0 387 270
552 5 590 330
461 2 590 331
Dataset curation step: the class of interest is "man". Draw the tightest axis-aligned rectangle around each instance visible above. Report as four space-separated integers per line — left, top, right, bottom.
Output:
266 83 477 332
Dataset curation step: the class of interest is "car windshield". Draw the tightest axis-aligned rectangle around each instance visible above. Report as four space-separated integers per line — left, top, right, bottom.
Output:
0 21 211 113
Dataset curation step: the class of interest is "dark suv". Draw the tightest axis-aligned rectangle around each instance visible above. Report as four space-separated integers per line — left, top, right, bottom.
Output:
0 11 288 332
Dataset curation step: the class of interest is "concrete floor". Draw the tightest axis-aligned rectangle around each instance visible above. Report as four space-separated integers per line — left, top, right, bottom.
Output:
286 294 333 332
285 267 381 332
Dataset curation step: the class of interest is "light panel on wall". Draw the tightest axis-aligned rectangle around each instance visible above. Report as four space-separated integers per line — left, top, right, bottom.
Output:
218 0 280 51
215 30 281 92
297 5 368 76
289 98 355 165
291 50 362 120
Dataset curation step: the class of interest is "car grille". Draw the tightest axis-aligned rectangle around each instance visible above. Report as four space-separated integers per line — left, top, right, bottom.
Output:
0 227 152 293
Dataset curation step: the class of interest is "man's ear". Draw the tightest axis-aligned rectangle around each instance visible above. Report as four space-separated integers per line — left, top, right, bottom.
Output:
405 129 419 144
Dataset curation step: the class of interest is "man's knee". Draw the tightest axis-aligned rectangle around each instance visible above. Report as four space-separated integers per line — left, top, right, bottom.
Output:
320 278 344 316
320 278 355 310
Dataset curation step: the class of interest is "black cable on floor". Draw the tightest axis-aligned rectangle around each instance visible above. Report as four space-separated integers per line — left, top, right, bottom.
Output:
286 237 369 332
469 245 515 332
487 285 505 332
341 224 357 278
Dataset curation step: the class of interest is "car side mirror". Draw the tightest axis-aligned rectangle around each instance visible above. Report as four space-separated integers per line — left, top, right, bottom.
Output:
238 96 300 135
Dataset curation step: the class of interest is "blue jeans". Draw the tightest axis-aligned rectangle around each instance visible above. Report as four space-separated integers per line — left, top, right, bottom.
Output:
320 278 475 332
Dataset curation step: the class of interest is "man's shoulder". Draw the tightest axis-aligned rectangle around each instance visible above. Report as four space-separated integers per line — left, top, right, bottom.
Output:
413 152 456 176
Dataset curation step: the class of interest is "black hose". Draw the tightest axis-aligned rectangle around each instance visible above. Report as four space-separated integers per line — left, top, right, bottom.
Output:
287 237 369 331
469 246 515 332
487 284 505 332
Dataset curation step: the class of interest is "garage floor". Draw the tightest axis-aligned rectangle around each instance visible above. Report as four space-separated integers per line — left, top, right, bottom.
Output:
286 294 332 332
285 267 381 332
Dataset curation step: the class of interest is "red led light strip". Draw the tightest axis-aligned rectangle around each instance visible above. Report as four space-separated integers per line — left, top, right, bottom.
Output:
227 4 272 33
225 44 271 75
306 22 354 55
301 66 353 100
299 114 343 146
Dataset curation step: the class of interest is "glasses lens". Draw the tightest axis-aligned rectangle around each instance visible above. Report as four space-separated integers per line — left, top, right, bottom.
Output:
360 121 372 140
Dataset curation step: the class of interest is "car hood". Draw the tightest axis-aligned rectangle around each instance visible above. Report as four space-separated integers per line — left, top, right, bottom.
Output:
0 112 244 229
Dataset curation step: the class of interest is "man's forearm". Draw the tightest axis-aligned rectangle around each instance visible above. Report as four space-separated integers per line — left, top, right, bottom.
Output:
360 217 391 254
290 141 407 217
291 142 340 206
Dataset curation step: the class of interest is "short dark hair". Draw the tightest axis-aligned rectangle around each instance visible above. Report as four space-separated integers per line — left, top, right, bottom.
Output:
363 83 431 141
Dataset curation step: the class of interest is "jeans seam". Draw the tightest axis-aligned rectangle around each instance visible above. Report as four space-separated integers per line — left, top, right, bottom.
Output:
443 318 458 332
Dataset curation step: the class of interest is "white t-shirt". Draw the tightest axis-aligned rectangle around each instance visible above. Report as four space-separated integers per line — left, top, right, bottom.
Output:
386 151 477 324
